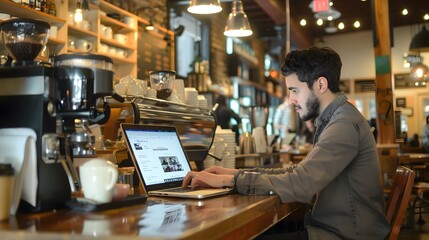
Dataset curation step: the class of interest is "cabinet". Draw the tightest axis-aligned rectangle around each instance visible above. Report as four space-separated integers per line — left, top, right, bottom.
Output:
0 0 138 79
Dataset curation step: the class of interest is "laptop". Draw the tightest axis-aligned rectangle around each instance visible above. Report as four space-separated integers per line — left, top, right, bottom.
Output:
120 123 234 199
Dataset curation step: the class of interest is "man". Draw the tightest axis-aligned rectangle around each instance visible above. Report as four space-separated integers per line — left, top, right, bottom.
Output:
182 47 390 239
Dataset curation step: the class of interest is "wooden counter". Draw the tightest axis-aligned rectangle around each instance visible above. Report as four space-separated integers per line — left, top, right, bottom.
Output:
0 194 303 240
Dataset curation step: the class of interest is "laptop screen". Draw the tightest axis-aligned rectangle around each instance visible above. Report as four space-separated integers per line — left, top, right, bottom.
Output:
121 124 192 191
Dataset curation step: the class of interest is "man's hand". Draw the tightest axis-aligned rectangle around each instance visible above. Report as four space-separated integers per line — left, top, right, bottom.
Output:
182 170 235 190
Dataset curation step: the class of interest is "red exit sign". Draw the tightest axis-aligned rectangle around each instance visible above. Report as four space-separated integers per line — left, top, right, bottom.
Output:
313 0 329 12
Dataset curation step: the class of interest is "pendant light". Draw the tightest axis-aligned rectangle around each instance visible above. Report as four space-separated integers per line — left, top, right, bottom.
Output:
409 26 429 53
408 25 429 82
188 0 222 15
74 0 89 23
224 0 253 37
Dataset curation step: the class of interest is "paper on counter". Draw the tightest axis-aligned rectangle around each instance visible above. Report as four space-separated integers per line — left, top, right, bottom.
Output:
0 128 37 214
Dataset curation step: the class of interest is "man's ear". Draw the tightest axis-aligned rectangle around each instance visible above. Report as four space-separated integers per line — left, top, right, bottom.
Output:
317 77 328 93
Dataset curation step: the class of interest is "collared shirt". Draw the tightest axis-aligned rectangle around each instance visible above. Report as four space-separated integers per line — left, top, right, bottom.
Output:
234 94 390 240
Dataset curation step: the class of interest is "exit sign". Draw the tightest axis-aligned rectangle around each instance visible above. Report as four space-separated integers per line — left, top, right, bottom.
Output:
313 0 329 12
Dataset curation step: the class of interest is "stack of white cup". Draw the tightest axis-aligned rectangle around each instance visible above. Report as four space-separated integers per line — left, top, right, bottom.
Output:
184 88 198 107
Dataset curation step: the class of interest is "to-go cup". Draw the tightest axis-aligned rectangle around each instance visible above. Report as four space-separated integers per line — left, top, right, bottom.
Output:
0 163 14 221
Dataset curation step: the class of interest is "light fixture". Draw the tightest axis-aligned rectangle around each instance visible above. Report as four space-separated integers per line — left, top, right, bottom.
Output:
188 0 222 14
74 0 89 23
409 26 429 53
410 62 429 81
224 0 253 37
145 20 155 31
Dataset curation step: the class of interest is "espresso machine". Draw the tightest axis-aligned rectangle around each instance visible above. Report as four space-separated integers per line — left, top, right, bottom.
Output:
0 18 117 212
52 53 115 195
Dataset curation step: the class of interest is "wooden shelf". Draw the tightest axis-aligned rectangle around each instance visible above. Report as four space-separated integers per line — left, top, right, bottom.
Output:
100 36 136 50
100 15 135 33
68 25 98 38
0 0 65 26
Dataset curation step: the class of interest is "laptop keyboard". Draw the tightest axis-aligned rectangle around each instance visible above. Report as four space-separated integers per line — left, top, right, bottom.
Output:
165 187 197 192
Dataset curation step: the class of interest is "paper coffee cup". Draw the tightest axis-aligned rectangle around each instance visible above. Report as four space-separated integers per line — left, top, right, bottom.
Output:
0 164 14 221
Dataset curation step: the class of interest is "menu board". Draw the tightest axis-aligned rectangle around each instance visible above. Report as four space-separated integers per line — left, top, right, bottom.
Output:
137 26 173 80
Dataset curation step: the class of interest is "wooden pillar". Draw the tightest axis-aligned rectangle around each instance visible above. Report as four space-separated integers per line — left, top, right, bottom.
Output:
372 0 396 144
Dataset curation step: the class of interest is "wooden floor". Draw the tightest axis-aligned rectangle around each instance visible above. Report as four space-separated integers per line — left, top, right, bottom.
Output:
398 202 429 239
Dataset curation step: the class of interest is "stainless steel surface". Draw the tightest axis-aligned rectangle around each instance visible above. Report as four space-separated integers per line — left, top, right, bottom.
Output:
107 96 216 163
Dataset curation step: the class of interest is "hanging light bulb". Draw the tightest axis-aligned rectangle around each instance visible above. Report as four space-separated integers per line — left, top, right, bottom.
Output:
145 20 155 31
74 0 89 23
188 0 222 14
224 0 253 37
410 62 429 81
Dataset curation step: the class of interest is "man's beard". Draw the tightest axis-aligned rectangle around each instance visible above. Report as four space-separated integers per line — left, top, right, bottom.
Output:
301 91 320 121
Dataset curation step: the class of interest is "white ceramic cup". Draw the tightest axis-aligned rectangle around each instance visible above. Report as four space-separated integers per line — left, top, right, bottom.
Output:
113 33 128 44
103 26 113 39
99 43 108 53
67 11 75 25
79 158 118 203
122 16 135 28
116 48 128 58
75 39 93 52
49 26 58 38
76 20 91 31
0 13 11 20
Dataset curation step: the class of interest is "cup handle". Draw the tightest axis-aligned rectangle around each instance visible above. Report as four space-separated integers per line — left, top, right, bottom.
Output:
105 167 118 191
87 42 93 52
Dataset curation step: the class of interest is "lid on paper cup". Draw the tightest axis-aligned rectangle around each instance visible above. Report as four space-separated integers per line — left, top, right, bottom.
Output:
0 163 14 176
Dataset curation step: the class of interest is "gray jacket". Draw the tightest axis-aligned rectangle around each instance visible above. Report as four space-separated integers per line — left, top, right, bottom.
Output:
234 94 390 239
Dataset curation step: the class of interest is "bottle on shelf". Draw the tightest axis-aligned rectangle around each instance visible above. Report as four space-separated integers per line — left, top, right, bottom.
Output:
34 0 41 11
21 0 29 7
41 0 48 13
48 0 56 16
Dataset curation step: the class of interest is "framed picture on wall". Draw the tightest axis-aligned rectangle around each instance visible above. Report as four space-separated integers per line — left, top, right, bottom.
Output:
401 107 413 116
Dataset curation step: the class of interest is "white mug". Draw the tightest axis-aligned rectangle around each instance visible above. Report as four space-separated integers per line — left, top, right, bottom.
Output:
99 43 108 53
0 13 11 20
75 40 93 52
116 48 127 58
113 33 128 44
49 26 58 38
79 158 118 203
103 26 113 39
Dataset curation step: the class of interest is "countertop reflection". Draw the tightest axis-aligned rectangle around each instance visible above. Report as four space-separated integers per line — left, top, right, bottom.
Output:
0 194 303 240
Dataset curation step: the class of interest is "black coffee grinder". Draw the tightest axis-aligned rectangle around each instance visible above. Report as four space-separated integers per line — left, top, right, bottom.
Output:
0 18 70 212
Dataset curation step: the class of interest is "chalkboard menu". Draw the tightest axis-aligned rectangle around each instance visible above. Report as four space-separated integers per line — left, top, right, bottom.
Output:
137 26 174 80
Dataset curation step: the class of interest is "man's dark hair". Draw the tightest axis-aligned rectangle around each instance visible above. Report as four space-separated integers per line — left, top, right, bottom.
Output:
216 95 227 106
281 47 342 93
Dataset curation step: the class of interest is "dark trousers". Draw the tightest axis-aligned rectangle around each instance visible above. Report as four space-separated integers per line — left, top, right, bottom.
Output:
255 218 308 240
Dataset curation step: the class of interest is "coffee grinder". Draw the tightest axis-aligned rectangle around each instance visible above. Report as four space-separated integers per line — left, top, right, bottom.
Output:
0 18 70 212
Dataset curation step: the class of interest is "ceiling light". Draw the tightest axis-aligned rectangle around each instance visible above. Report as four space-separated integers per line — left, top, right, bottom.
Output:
409 26 429 53
300 19 307 26
354 21 361 28
188 0 222 14
224 0 253 37
424 14 429 21
402 9 408 16
338 22 345 30
317 19 323 26
325 21 337 33
314 7 341 21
